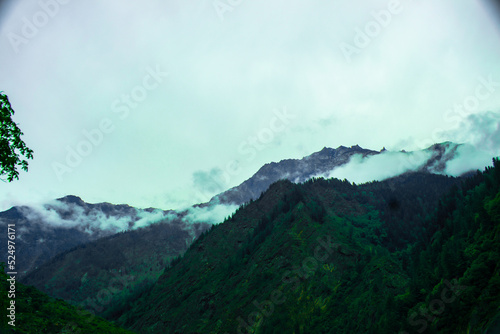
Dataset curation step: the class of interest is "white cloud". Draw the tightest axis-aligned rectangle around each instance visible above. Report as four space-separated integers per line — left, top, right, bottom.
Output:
133 209 177 229
183 203 239 225
317 150 433 184
445 144 495 176
19 200 134 233
14 196 232 236
446 111 500 156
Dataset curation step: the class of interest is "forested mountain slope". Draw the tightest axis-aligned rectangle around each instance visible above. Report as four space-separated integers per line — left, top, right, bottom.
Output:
4 160 498 333
21 217 209 319
0 195 177 277
117 165 500 333
0 263 133 333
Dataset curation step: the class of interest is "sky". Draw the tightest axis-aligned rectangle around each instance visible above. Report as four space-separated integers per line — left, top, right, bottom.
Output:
0 0 500 212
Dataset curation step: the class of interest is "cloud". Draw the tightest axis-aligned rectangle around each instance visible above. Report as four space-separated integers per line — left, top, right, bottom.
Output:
446 111 500 156
445 144 495 176
427 110 500 176
19 200 135 233
317 150 433 184
192 167 228 196
16 195 234 237
182 202 238 225
132 209 177 229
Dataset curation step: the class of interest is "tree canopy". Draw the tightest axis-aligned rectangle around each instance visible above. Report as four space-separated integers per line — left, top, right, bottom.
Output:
0 92 33 182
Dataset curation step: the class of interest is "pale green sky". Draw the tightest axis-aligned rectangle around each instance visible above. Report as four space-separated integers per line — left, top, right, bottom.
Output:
0 0 499 210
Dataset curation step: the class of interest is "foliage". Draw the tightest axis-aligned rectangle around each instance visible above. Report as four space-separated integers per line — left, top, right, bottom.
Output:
117 166 500 333
21 219 207 322
398 159 500 333
0 92 33 182
0 262 134 333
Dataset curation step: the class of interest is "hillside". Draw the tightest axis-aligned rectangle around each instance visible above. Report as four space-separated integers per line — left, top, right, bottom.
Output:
118 169 494 333
13 143 460 316
0 263 133 333
21 215 209 319
3 157 498 333
0 195 177 277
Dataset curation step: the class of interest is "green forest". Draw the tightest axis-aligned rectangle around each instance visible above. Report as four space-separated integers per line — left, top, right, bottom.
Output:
0 262 134 333
116 159 499 333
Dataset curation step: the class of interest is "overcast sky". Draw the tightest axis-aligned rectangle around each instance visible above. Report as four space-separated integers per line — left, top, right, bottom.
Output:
0 0 499 211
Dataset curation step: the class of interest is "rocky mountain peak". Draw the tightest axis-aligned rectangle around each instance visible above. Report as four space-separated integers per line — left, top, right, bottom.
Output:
56 195 85 206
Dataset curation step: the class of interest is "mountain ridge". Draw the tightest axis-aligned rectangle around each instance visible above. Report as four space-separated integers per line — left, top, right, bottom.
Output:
2 143 498 333
0 142 466 278
121 171 465 332
0 196 177 277
118 161 500 333
212 142 461 205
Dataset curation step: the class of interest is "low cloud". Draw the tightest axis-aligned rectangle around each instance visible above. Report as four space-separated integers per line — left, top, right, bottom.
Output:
312 111 500 184
438 111 500 175
17 195 237 236
182 202 238 225
192 167 228 199
18 199 180 233
133 209 177 229
446 111 500 157
445 144 495 176
20 200 134 233
317 150 433 184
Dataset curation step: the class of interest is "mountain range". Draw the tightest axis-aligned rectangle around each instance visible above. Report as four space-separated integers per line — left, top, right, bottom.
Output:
119 160 500 333
2 142 499 333
0 142 461 279
213 142 460 205
0 195 186 277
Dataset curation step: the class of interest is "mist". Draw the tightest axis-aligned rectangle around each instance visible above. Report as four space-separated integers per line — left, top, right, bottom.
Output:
445 145 495 176
133 209 177 230
317 150 433 184
182 202 239 225
19 200 135 233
